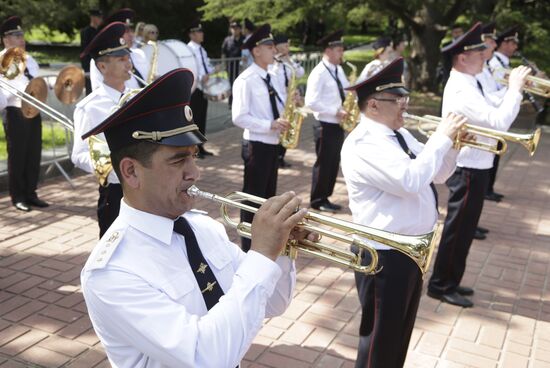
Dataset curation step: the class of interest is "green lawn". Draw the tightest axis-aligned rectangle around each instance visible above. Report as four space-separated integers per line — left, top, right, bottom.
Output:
0 122 70 161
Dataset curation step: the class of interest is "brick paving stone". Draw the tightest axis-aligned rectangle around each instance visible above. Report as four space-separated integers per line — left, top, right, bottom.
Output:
1 118 550 367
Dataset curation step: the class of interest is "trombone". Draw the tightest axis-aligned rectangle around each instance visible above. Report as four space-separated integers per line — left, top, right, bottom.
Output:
402 112 541 157
493 67 550 98
187 185 442 276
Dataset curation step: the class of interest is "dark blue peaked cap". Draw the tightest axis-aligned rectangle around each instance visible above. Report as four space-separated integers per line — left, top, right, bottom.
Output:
242 24 274 51
345 57 408 102
82 68 206 152
441 22 487 56
80 22 130 60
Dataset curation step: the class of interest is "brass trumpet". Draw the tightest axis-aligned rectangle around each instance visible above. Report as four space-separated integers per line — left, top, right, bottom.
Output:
403 113 541 157
494 67 550 98
187 185 442 275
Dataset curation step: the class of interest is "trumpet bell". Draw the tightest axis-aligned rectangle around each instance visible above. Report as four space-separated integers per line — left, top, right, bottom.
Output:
54 65 85 104
22 77 48 119
0 47 25 80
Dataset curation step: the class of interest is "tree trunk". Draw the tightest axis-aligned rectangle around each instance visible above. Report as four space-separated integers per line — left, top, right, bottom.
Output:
408 22 446 92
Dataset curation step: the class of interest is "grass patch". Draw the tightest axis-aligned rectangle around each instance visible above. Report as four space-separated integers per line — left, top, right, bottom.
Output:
27 25 79 44
0 121 70 161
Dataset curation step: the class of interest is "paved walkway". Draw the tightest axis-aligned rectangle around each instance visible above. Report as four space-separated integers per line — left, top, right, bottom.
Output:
1 112 549 367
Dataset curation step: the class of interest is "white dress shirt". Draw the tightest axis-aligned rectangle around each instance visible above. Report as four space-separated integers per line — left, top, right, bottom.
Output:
81 200 295 368
187 40 214 91
0 51 39 108
72 83 125 184
270 59 305 100
442 69 523 169
341 115 458 250
476 65 506 107
488 51 509 90
358 59 385 81
90 48 149 91
305 58 349 124
241 34 253 68
232 62 285 145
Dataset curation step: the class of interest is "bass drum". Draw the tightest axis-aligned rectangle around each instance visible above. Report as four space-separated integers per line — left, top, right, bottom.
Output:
141 39 199 90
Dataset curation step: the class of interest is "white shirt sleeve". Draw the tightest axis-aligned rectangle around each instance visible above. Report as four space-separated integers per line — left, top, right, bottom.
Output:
232 76 273 133
356 132 454 198
457 87 523 131
83 250 286 368
71 106 94 174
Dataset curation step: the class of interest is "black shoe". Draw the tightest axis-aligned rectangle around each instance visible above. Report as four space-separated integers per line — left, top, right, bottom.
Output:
311 201 341 213
279 159 292 168
485 192 502 202
14 202 31 212
427 290 473 308
27 197 49 208
199 149 214 157
456 286 474 296
325 200 342 211
473 229 486 240
477 226 489 234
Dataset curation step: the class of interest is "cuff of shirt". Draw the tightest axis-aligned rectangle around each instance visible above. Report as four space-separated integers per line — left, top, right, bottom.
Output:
236 251 283 297
427 131 454 152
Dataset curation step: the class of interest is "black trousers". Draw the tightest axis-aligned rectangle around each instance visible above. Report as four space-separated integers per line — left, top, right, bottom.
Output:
227 60 240 106
240 140 279 251
310 121 344 207
5 107 42 204
190 88 208 136
354 250 423 368
428 168 489 295
487 142 502 194
97 183 123 238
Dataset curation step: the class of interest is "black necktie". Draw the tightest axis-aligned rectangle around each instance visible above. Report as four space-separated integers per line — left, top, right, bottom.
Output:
173 217 225 310
282 63 289 87
476 79 485 97
200 47 209 74
334 67 346 102
262 74 281 120
24 67 33 80
393 130 439 209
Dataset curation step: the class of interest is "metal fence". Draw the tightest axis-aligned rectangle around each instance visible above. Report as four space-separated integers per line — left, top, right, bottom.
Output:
0 51 323 183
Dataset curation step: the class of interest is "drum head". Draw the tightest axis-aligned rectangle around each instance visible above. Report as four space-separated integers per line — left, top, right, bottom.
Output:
203 76 232 101
141 40 199 90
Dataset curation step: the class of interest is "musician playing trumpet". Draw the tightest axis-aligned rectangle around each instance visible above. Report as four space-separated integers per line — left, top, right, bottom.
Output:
0 16 48 212
428 22 531 308
341 57 467 368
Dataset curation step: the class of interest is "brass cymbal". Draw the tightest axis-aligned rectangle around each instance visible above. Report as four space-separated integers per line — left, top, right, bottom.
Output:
54 65 85 104
22 77 48 119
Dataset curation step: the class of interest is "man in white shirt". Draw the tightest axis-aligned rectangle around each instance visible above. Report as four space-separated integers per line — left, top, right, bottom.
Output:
0 16 48 212
188 21 215 158
271 34 305 168
305 30 349 212
485 26 521 202
72 22 133 237
341 57 466 368
232 24 289 251
89 8 149 91
241 18 255 69
428 22 530 308
81 68 308 368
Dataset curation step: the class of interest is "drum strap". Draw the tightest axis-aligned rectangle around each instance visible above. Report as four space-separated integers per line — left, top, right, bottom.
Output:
199 47 209 75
